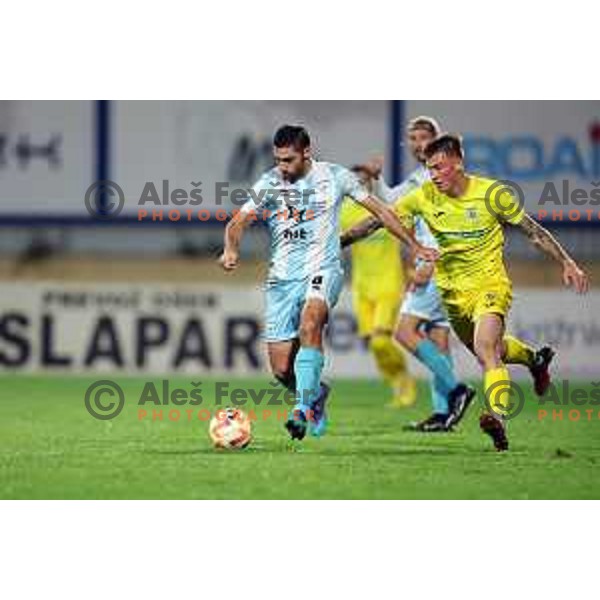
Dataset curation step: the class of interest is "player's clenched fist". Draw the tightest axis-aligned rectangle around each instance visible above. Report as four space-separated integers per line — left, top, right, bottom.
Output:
219 249 239 272
413 244 439 263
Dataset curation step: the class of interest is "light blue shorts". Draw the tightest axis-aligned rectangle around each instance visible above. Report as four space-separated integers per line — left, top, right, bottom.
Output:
400 279 450 328
263 267 345 342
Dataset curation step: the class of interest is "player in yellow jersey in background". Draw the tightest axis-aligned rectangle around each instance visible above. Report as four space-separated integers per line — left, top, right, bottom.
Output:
340 166 416 407
343 133 589 451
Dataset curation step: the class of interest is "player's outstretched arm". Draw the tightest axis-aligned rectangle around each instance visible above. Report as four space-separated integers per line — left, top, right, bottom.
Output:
340 215 383 248
220 210 253 272
358 195 438 262
511 214 590 294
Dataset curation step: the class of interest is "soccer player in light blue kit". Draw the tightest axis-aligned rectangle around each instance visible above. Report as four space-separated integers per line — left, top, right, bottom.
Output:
221 125 438 440
344 116 475 431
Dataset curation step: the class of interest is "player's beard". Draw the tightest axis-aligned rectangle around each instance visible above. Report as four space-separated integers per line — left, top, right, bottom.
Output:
281 160 308 184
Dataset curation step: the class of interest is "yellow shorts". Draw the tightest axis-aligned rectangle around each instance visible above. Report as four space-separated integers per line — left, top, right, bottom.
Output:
353 288 402 338
439 279 513 347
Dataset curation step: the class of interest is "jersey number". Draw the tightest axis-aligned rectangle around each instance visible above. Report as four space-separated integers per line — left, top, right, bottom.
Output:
311 275 323 291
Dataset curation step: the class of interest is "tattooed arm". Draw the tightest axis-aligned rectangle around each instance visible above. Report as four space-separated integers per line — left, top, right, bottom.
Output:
358 195 438 262
340 214 383 248
510 214 590 293
339 201 437 262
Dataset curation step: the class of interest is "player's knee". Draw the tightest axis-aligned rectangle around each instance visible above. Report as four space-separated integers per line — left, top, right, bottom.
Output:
369 333 390 355
298 320 322 346
394 324 419 350
474 338 501 368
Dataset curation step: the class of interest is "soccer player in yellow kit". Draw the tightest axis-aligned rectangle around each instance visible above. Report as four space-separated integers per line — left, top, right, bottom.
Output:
343 134 589 451
340 167 415 407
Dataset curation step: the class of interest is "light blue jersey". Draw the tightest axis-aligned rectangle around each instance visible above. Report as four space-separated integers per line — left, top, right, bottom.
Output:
241 161 368 281
242 161 368 341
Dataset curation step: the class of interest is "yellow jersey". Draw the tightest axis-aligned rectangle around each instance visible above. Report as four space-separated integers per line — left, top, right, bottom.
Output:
393 175 524 292
340 196 403 296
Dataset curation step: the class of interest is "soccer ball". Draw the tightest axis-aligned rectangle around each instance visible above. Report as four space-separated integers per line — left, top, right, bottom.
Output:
209 408 252 449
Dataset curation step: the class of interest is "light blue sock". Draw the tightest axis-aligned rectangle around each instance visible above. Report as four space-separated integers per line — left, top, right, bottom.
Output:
431 353 454 414
415 339 457 396
294 347 325 413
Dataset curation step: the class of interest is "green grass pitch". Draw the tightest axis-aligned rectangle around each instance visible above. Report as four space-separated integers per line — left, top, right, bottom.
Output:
2 375 600 499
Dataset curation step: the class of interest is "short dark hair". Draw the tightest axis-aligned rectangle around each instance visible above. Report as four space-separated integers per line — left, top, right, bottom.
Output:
423 133 464 160
408 116 440 136
273 125 311 150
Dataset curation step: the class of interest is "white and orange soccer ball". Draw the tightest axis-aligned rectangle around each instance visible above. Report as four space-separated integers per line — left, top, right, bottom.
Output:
209 408 252 449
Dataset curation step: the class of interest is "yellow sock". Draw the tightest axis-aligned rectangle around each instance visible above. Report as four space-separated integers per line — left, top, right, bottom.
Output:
484 366 512 418
369 334 407 384
503 335 535 367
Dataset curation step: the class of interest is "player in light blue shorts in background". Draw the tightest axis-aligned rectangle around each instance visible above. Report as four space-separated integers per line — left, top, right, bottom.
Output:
363 116 472 432
220 125 437 440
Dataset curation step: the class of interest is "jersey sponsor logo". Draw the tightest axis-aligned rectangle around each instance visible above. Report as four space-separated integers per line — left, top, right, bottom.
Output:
282 228 307 240
465 207 479 221
437 229 488 242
